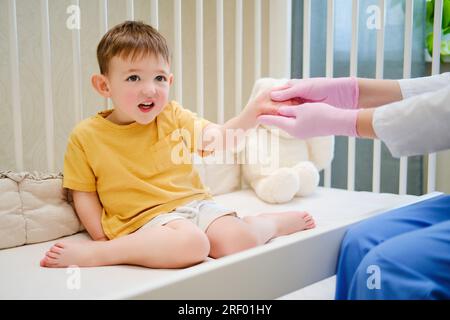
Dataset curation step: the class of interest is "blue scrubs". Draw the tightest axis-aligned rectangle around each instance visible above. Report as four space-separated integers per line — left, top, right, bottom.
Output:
335 194 450 299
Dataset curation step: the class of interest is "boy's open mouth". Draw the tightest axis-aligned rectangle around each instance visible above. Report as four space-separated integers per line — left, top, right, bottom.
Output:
138 102 154 113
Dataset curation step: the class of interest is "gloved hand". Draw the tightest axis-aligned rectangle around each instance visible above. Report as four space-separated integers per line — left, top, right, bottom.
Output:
270 77 359 109
257 103 359 139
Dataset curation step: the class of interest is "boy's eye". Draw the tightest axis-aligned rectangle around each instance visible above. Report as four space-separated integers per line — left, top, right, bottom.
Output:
126 75 140 82
156 75 167 82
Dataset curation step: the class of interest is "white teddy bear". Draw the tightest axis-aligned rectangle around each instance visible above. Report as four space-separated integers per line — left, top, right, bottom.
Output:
241 78 335 204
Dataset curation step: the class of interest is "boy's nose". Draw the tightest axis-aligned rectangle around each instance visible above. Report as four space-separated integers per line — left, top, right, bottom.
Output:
142 84 157 96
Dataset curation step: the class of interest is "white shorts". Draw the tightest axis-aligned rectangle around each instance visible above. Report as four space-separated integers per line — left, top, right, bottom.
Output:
140 200 236 232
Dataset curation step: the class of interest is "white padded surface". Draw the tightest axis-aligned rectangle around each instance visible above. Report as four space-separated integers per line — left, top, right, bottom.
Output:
277 276 336 300
0 187 422 299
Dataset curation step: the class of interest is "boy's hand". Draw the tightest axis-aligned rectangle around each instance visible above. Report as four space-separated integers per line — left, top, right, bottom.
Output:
238 86 297 130
210 84 301 153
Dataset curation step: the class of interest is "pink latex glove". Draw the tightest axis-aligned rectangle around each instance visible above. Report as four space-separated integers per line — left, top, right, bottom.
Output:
271 77 359 109
257 103 359 139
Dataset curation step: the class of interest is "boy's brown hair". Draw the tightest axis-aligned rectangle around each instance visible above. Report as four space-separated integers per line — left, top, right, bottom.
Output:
97 20 170 75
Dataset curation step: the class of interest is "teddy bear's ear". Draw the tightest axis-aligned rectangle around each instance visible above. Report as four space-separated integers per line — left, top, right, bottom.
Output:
248 78 270 101
248 78 289 102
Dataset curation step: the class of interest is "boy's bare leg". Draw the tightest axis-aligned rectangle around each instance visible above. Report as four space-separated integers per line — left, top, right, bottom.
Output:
40 219 210 269
206 211 315 258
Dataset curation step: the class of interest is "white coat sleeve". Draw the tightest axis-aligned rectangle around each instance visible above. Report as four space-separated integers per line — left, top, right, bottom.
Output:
398 72 450 99
373 85 450 158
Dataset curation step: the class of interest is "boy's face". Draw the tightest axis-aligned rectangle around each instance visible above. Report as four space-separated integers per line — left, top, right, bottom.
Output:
104 54 173 125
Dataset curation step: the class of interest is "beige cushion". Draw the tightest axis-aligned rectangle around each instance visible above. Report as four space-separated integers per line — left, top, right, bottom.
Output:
0 171 83 249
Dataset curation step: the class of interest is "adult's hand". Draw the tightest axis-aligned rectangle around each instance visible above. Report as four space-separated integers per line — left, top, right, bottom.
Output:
270 77 359 109
257 103 359 139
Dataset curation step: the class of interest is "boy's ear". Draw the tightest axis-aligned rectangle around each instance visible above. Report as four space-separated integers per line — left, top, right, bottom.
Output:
91 74 111 98
168 73 174 86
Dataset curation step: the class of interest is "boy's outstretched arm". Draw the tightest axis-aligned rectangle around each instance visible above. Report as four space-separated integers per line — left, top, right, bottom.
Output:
200 88 282 153
72 190 108 241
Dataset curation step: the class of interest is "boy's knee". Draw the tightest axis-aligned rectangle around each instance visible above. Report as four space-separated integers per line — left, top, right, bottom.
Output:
176 230 210 266
209 226 259 259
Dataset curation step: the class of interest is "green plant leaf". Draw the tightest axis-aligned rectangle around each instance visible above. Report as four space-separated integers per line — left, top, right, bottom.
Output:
443 0 450 28
427 0 435 26
425 0 450 60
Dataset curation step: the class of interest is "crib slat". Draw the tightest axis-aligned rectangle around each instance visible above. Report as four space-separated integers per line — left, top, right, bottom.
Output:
100 0 108 34
126 0 134 21
324 0 334 188
403 0 413 79
375 0 385 79
347 0 359 191
8 0 23 172
427 0 443 193
41 0 55 172
372 0 385 193
99 0 111 110
254 0 261 81
216 0 224 124
150 0 159 29
347 138 356 191
325 0 334 78
349 0 359 79
174 0 182 104
196 0 204 117
72 0 83 124
431 0 443 76
235 0 243 116
399 0 414 195
268 0 291 78
302 0 311 79
372 140 381 192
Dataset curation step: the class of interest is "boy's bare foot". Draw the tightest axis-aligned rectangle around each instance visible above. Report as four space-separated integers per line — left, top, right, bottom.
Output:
40 241 100 268
259 211 315 237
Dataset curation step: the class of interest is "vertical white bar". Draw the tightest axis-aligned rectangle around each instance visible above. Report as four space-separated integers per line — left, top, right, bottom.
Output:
196 0 204 117
431 1 443 76
347 0 359 191
324 0 334 188
216 0 224 124
302 0 311 79
349 0 359 77
403 0 413 79
372 0 385 193
428 0 442 193
100 0 112 109
399 0 414 195
235 0 243 116
100 0 108 34
375 0 385 80
325 0 334 79
399 157 408 194
174 0 182 104
126 0 134 20
254 0 261 81
9 0 23 171
150 0 159 30
269 0 292 78
41 0 55 172
72 0 83 124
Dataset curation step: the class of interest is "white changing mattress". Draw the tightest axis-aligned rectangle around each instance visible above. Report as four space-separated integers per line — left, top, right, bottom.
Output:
0 187 438 300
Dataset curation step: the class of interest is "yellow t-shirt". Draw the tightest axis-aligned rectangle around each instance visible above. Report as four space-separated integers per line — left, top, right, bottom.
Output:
63 101 212 239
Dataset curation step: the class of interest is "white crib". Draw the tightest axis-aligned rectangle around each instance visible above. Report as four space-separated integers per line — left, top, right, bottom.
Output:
0 0 446 299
